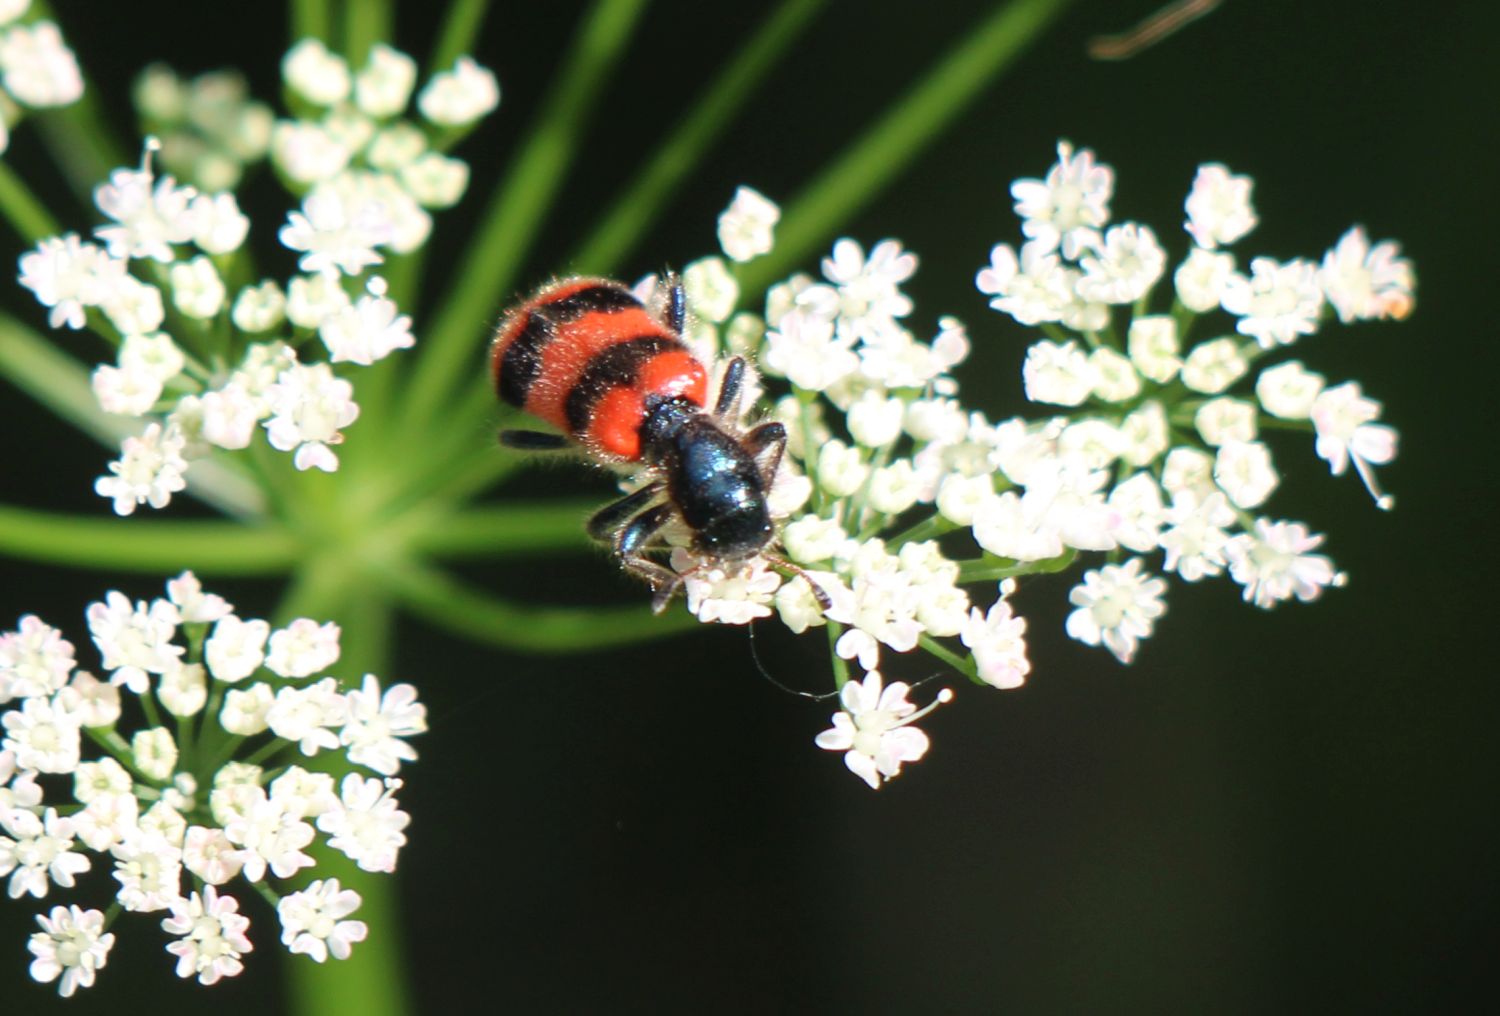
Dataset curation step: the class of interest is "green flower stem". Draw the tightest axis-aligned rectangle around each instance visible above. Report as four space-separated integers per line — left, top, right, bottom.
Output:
341 0 392 63
825 620 849 689
888 512 960 548
918 633 979 682
1255 416 1314 432
381 557 700 652
0 503 299 573
569 0 829 274
291 0 332 42
737 0 1076 297
429 0 493 72
397 0 651 438
0 161 61 243
28 1 128 202
0 313 267 516
84 728 148 780
408 500 601 559
956 548 1075 584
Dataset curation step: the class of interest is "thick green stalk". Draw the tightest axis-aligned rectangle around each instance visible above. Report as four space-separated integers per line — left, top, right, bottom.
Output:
342 0 393 63
290 0 332 41
429 0 493 72
0 161 61 243
408 500 602 558
0 313 266 517
738 0 1076 295
0 505 298 573
569 0 829 274
382 558 699 651
397 0 651 437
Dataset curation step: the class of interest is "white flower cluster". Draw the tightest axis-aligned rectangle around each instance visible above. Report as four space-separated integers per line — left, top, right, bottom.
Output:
0 572 426 996
0 4 84 153
654 144 1412 789
14 39 502 515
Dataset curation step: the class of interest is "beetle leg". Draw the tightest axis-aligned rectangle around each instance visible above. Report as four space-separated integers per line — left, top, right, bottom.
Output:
586 481 664 541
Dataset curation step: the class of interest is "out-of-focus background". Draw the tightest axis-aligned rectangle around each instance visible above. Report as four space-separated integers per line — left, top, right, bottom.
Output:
2 1 1495 1011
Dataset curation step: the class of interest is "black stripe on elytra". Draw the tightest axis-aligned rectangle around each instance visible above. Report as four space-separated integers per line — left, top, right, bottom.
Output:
564 335 682 435
497 311 555 407
542 283 641 321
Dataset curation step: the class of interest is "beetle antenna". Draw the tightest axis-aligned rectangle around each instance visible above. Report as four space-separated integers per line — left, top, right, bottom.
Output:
746 619 840 700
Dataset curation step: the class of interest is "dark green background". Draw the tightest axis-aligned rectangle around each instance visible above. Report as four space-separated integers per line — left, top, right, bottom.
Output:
2 1 1495 1012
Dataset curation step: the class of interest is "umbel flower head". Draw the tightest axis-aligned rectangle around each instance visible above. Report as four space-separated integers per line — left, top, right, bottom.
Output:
642 141 1409 788
14 35 500 516
1 573 426 995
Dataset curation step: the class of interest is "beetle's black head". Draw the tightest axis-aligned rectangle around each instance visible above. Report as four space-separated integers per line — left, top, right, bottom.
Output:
692 503 773 560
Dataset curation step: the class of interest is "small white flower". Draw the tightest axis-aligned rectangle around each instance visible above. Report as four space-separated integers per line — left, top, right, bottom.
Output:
267 677 349 756
1194 396 1257 446
221 786 316 882
417 55 500 126
265 618 341 678
95 422 189 515
1159 489 1236 581
1183 163 1258 249
1075 222 1167 304
679 556 782 626
318 276 414 365
220 682 275 736
781 516 852 565
169 254 226 318
1011 141 1113 259
2 695 81 773
683 256 739 323
762 309 857 392
1161 446 1216 499
131 727 178 782
0 615 76 701
190 192 250 254
717 185 780 262
340 675 427 776
85 590 181 692
204 615 269 683
317 774 410 873
815 440 868 498
279 879 369 962
161 886 253 986
231 280 287 333
1065 558 1167 663
0 807 90 897
1318 226 1415 323
821 238 917 337
1118 400 1170 467
262 363 361 472
0 21 83 107
1225 519 1344 609
960 593 1031 690
17 233 126 330
1022 339 1095 406
70 792 137 853
57 671 120 729
157 661 207 717
270 120 352 184
283 38 350 106
91 361 164 417
1214 440 1279 509
398 151 470 207
182 825 243 885
935 471 991 527
94 148 200 263
73 757 132 804
1220 256 1323 348
1126 314 1181 384
101 275 166 335
975 240 1071 325
1180 337 1248 394
867 460 922 515
1088 346 1141 402
846 391 905 448
279 187 392 276
355 44 418 117
1255 360 1324 420
1107 472 1165 553
813 670 951 789
1058 418 1124 470
1174 246 1236 313
1310 382 1398 508
166 570 233 624
286 272 353 328
109 830 182 912
27 904 114 998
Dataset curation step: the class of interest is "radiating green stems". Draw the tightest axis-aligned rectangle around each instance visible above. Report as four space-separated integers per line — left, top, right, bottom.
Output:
569 0 830 275
0 506 298 573
0 161 61 242
341 0 392 64
397 0 651 437
738 0 1077 297
429 0 492 72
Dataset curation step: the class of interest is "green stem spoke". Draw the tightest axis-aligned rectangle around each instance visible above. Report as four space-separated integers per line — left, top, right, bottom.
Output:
409 500 601 558
956 548 1076 584
570 0 829 274
398 0 651 439
918 633 979 682
429 0 493 72
737 0 1076 296
342 0 392 63
0 161 62 243
290 0 332 42
0 504 298 573
382 558 699 652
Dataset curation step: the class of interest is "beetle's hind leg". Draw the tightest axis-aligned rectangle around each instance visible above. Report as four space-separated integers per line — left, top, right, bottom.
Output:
587 481 663 541
499 429 571 451
615 501 684 612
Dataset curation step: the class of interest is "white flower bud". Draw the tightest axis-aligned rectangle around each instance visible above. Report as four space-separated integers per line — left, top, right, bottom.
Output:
1194 397 1257 446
